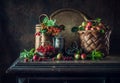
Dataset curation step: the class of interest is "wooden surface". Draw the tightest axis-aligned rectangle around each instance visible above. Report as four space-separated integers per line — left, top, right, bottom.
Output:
6 55 120 77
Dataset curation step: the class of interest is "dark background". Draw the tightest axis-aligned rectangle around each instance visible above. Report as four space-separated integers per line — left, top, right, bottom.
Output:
0 0 120 83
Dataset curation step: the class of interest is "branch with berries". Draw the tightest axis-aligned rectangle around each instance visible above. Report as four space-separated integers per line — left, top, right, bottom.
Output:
39 14 65 36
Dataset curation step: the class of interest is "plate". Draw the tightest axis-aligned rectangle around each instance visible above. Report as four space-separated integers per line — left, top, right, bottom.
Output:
50 8 89 49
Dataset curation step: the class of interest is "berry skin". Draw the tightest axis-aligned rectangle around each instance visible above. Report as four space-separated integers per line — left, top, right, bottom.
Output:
33 55 39 61
24 58 29 62
69 57 73 60
85 22 92 29
81 53 87 60
87 22 92 26
85 27 91 30
63 57 68 61
38 57 42 61
52 57 56 61
74 54 80 60
56 53 63 60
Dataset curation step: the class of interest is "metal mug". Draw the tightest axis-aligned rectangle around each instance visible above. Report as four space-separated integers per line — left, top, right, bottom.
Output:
53 37 64 52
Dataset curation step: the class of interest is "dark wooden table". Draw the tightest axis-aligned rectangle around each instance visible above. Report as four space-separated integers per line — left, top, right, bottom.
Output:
6 55 120 83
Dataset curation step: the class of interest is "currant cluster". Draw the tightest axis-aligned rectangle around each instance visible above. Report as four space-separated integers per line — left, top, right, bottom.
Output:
37 45 55 56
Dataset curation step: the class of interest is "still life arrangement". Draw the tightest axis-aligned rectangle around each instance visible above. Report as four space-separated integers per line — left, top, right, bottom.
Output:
20 14 111 62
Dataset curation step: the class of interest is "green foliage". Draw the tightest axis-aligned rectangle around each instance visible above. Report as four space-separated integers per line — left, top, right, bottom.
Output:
79 26 85 30
95 18 101 23
20 48 35 59
71 27 79 32
40 29 48 33
100 29 105 34
75 49 82 54
88 50 104 60
42 17 56 27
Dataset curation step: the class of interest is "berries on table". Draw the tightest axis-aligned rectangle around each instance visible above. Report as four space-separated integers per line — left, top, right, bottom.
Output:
81 53 87 60
56 53 63 60
38 57 42 61
33 55 39 61
74 53 81 60
63 56 73 61
24 58 29 62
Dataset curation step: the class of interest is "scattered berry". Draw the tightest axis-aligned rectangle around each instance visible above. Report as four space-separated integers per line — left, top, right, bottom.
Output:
52 57 56 61
33 55 39 61
38 57 42 61
74 53 80 60
56 53 63 60
24 58 29 62
81 53 87 60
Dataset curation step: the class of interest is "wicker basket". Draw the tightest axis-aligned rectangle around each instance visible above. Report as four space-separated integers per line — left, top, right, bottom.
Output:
78 29 111 56
35 14 53 50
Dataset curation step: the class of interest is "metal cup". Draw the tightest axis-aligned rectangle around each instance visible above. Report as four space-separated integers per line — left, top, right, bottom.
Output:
53 37 64 52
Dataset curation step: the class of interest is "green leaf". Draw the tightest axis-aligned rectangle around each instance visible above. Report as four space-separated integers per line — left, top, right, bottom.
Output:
92 22 97 26
76 50 80 54
40 29 47 33
24 49 28 53
79 27 85 30
90 50 103 60
46 19 56 26
71 27 79 32
100 29 105 34
20 48 35 59
92 50 95 55
95 18 101 23
20 52 28 59
30 48 35 53
42 17 49 24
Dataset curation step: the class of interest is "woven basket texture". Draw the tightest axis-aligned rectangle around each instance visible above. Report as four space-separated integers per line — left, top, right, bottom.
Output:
78 30 111 55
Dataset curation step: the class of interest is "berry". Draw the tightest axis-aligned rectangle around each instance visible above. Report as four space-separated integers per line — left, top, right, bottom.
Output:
85 27 91 30
85 22 92 29
24 58 29 62
81 22 87 27
74 54 80 60
91 27 97 30
38 57 42 61
33 55 39 61
56 53 63 60
87 22 92 26
63 57 68 61
81 53 87 60
69 57 73 60
52 57 56 61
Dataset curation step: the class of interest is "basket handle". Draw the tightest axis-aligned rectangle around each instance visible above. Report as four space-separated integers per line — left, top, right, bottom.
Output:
39 14 49 23
79 12 89 21
79 11 93 21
